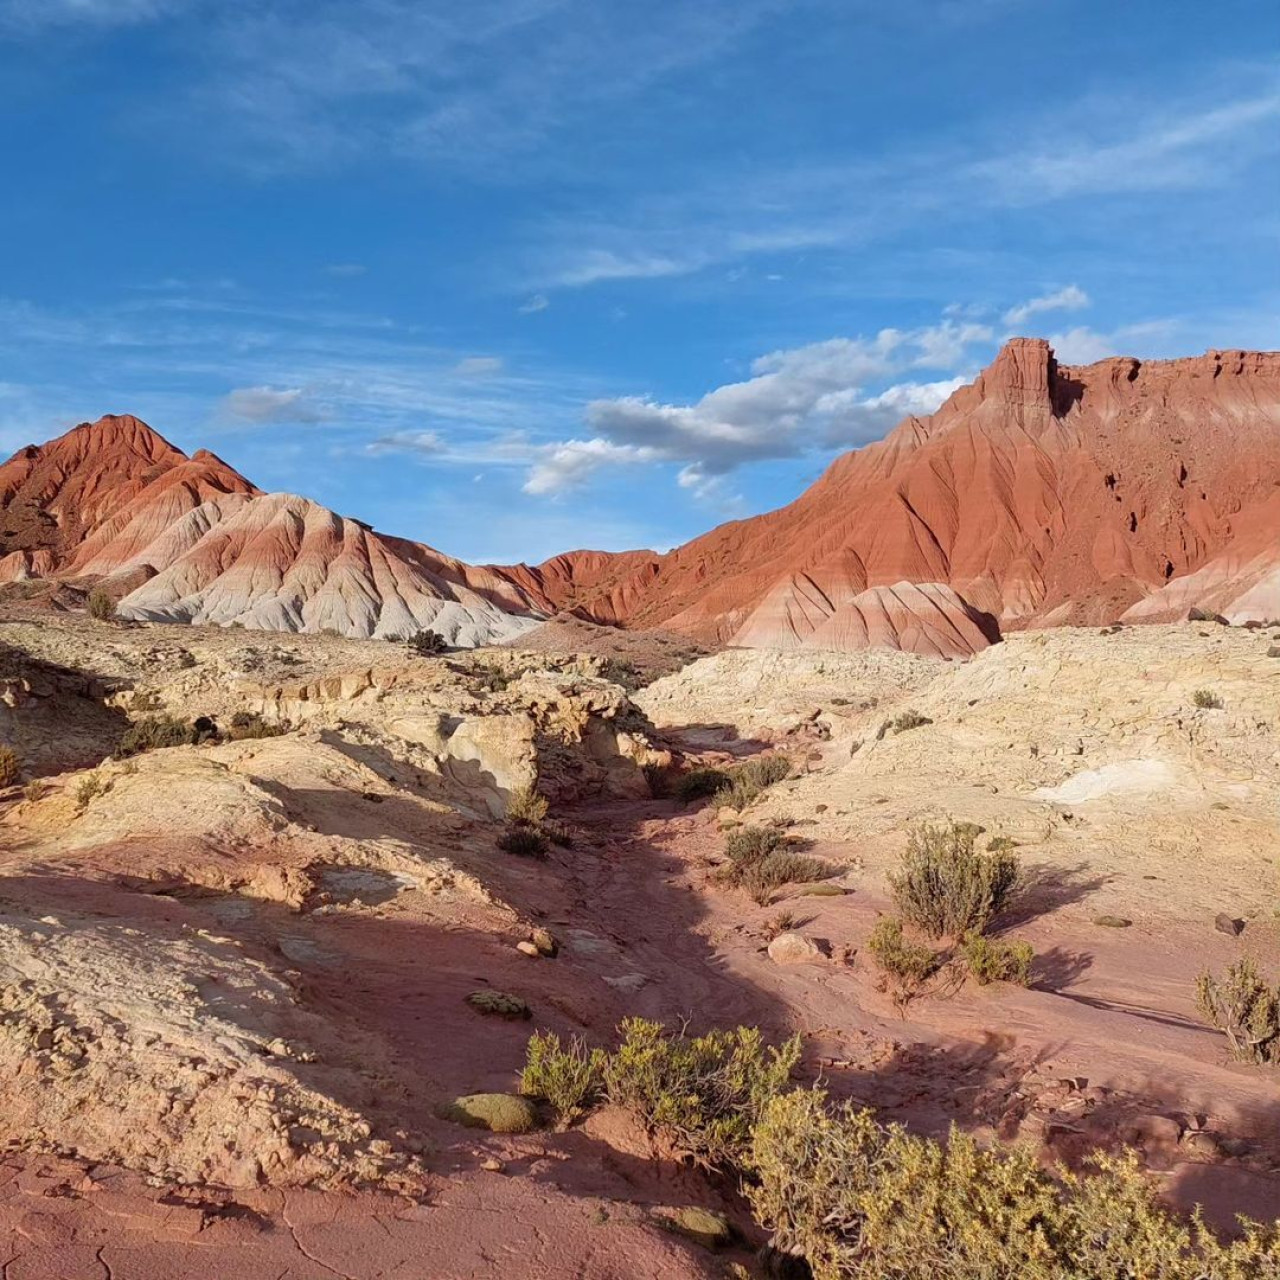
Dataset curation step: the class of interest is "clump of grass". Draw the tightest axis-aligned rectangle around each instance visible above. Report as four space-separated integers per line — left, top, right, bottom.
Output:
75 771 109 811
116 715 201 757
1197 957 1280 1064
676 767 731 803
86 587 116 621
0 745 20 788
507 785 549 826
718 825 831 904
602 1017 801 1170
889 820 1019 939
1193 688 1224 710
520 1031 606 1128
762 910 798 942
748 1089 1280 1280
721 754 791 810
643 761 674 797
985 835 1018 853
22 778 45 803
498 825 549 857
961 932 1034 986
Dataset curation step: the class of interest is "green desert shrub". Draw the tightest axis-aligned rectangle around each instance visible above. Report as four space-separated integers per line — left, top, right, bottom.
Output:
75 771 108 811
642 760 674 797
722 754 791 809
602 1017 802 1170
226 711 288 740
406 629 449 656
676 767 731 803
86 587 116 622
0 745 19 787
1193 688 1224 710
961 932 1034 986
1197 957 1280 1064
890 821 1020 939
438 1092 539 1134
748 1089 1280 1280
866 917 940 987
116 714 215 757
465 989 531 1020
520 1031 607 1128
718 825 831 903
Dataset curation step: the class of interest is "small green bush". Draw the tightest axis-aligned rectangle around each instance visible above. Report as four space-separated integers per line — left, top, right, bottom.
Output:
86 587 116 621
439 1092 539 1133
866 917 940 986
718 826 830 903
407 629 449 656
1193 688 1224 710
520 1031 606 1128
75 772 108 811
986 835 1018 853
117 715 200 757
890 821 1020 939
676 768 731 803
725 825 785 863
961 932 1034 986
748 1089 1280 1280
643 761 674 797
603 1017 801 1170
465 990 531 1019
722 754 791 809
1197 957 1280 1064
22 779 45 803
0 745 20 788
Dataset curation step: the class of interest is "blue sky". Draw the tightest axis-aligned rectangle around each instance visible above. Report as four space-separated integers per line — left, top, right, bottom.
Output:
0 0 1277 563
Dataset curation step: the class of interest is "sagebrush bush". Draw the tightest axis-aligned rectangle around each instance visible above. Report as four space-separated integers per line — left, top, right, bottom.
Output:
520 1030 606 1128
226 711 288 740
722 754 791 809
718 825 830 903
603 1017 801 1169
643 760 674 797
0 745 20 787
75 772 108 810
506 785 549 826
866 917 939 986
1197 957 1280 1064
748 1089 1280 1280
407 629 449 656
86 587 116 621
676 767 731 803
876 709 932 739
962 932 1034 986
1193 688 1224 710
890 821 1019 939
117 715 201 757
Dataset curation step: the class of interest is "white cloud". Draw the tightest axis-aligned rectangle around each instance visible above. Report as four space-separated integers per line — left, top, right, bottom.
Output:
541 248 700 288
1003 284 1089 327
218 385 329 424
518 293 550 314
0 0 186 28
1046 319 1185 364
366 429 445 458
453 355 504 377
523 321 990 495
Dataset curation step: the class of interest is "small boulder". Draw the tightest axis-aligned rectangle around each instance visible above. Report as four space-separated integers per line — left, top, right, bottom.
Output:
1214 913 1244 937
767 931 824 965
531 927 559 957
1092 915 1132 929
516 940 540 958
656 1206 732 1250
465 990 531 1019
438 1093 539 1134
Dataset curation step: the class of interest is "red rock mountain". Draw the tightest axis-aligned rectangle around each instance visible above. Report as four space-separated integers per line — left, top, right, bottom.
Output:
505 340 1280 654
0 415 541 644
5 341 1280 653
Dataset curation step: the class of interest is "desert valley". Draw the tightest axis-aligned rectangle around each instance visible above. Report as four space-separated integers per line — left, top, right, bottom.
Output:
0 340 1279 1276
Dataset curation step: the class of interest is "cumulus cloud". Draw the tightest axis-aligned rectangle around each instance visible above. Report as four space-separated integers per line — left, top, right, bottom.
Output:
452 355 504 377
1003 284 1090 326
523 321 989 496
365 429 445 457
218 385 329 424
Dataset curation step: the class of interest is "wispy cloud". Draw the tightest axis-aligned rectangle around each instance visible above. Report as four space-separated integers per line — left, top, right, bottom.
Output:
0 0 189 29
523 320 990 495
1003 284 1089 327
518 293 550 314
217 385 331 424
365 429 445 457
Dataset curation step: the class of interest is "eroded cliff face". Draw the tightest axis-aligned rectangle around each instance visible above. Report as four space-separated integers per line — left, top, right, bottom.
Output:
514 341 1280 652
